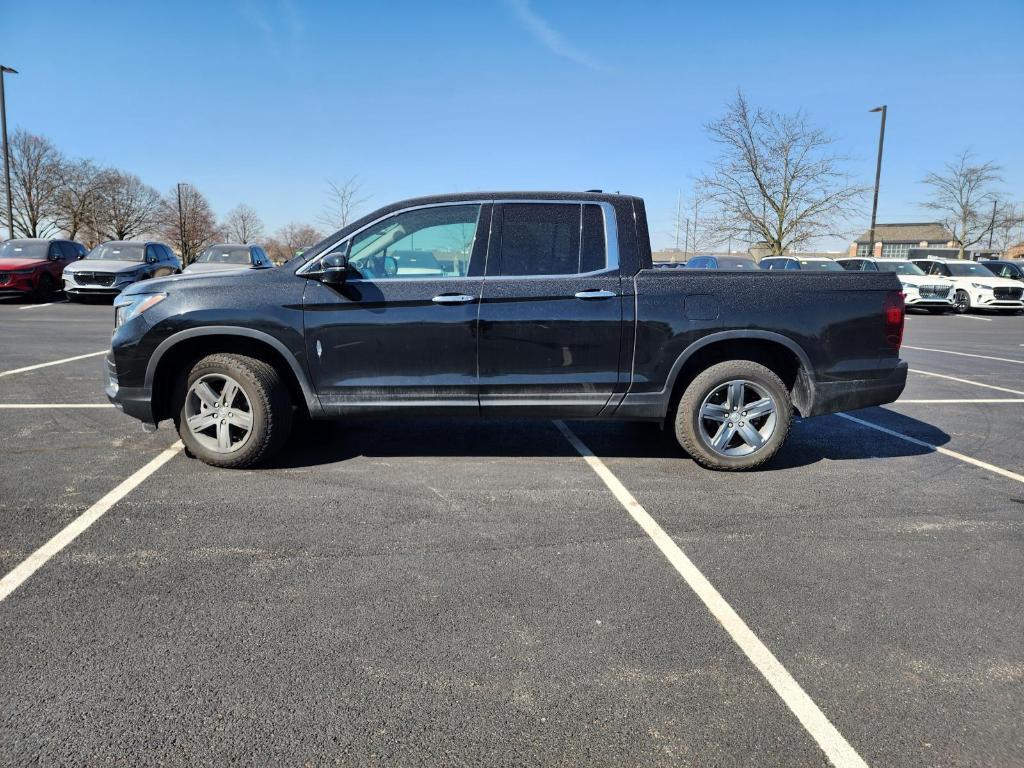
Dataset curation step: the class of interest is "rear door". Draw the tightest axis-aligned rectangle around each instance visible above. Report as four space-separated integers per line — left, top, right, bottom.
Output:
477 201 622 417
303 202 489 414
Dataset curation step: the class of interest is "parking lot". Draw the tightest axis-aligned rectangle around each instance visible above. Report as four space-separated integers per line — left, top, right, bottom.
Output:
1 299 1021 766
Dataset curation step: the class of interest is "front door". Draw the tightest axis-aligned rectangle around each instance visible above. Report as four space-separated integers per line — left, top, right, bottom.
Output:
303 203 489 415
477 202 623 417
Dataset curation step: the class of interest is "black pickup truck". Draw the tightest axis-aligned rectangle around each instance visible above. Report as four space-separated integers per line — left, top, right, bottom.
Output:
106 192 907 471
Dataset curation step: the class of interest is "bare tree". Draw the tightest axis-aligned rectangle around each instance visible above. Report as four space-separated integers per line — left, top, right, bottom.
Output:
53 158 102 241
0 129 63 237
222 203 264 243
697 92 865 255
317 176 367 231
265 222 324 263
93 170 162 241
921 151 1005 259
158 183 220 263
990 202 1024 252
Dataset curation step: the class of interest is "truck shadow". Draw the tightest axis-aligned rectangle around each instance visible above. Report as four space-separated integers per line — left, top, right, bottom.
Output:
268 407 948 471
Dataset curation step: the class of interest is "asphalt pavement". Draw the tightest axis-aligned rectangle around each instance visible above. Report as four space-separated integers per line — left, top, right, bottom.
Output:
0 298 1021 766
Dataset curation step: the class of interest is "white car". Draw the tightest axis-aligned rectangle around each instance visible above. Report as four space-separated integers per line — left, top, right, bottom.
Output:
911 258 1024 315
836 257 956 314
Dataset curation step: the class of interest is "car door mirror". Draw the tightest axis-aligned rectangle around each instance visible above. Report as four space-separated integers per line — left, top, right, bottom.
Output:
319 253 349 285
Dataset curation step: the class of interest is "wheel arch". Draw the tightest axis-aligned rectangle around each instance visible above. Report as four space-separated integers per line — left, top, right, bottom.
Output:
664 331 814 418
146 327 321 423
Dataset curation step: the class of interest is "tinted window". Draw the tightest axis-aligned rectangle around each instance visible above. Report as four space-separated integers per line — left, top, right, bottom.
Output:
799 260 844 271
761 259 781 270
348 203 481 280
145 245 159 263
716 256 757 269
58 241 79 259
945 261 994 277
580 204 606 273
498 203 582 277
685 257 709 269
838 260 860 271
784 259 801 270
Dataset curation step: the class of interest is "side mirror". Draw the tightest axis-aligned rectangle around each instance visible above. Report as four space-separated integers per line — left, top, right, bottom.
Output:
319 252 349 285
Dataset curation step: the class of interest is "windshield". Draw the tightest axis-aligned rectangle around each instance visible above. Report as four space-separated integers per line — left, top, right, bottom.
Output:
717 257 758 269
800 260 844 271
195 246 251 265
877 260 926 276
0 241 48 260
945 262 993 277
87 243 145 262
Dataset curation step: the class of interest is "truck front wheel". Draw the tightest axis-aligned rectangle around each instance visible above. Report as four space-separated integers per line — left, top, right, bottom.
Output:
176 353 292 469
674 360 792 471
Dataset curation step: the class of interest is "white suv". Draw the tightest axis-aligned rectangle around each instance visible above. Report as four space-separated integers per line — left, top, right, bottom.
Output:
836 257 956 314
911 258 1024 315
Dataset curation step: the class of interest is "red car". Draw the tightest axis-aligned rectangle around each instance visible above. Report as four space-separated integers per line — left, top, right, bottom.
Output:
0 238 87 302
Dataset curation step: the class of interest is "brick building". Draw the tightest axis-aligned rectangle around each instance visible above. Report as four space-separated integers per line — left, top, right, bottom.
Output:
849 222 955 258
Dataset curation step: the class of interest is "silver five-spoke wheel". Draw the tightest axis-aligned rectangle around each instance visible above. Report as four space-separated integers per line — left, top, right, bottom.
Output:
698 379 778 457
184 373 254 454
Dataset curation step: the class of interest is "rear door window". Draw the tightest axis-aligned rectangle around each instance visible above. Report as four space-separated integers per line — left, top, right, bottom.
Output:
497 203 581 276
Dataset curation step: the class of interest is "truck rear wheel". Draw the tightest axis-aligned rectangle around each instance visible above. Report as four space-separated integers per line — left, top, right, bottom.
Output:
674 360 792 471
176 353 292 469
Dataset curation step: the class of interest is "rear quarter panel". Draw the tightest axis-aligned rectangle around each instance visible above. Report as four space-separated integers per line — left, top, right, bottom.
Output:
631 269 903 393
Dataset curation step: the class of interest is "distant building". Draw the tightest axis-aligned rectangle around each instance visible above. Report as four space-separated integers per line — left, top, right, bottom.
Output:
1006 243 1024 260
850 223 955 258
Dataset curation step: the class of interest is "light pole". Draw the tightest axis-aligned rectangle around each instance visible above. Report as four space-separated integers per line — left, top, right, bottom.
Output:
868 105 887 258
176 182 187 262
1 64 18 240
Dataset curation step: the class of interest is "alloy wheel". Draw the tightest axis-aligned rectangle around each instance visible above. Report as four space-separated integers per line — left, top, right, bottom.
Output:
697 379 778 457
184 373 254 454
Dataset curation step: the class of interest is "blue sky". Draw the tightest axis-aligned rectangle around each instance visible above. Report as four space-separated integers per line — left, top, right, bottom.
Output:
5 0 1023 250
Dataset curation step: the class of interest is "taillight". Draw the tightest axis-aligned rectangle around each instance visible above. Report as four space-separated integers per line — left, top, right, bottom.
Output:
883 291 904 349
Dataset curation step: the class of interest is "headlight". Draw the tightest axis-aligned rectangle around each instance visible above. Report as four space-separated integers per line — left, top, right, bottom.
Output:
114 292 167 328
902 283 918 292
971 282 992 290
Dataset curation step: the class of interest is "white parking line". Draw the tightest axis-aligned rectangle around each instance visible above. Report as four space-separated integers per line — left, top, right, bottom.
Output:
0 441 184 603
0 403 113 409
910 369 1024 396
838 414 1024 485
554 420 869 768
19 300 68 310
902 345 1024 365
897 399 1024 404
953 315 992 322
0 350 107 378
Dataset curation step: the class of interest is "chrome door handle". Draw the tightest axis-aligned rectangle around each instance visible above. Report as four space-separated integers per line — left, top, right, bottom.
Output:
432 293 476 304
574 289 617 300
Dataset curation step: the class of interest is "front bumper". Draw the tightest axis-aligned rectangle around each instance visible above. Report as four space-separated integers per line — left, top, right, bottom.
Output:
805 361 908 417
105 353 156 426
0 273 36 295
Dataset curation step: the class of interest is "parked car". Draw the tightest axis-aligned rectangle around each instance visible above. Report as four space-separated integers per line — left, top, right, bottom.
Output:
684 255 759 270
836 257 956 314
105 191 907 472
760 256 844 271
981 260 1024 282
0 238 86 301
182 243 273 275
653 262 687 269
64 241 181 301
910 257 1024 314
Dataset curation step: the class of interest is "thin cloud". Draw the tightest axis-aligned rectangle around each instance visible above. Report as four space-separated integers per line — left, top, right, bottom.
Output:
504 0 607 72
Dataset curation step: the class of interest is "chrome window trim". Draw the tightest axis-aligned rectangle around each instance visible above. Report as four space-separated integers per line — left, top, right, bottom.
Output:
297 198 618 281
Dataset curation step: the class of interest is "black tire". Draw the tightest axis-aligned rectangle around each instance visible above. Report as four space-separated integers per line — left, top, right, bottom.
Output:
674 360 792 471
176 352 292 469
34 273 56 302
926 307 949 315
953 290 971 314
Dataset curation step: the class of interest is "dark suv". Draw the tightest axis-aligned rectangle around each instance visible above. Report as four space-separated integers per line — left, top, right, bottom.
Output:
0 238 86 301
